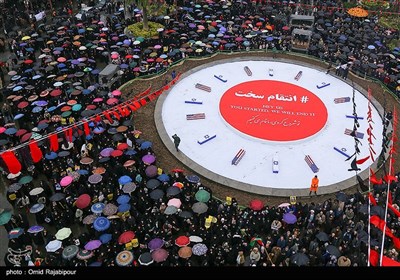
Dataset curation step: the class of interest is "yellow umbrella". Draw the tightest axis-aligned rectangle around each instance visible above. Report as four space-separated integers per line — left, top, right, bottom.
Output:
21 36 31 41
55 227 72 240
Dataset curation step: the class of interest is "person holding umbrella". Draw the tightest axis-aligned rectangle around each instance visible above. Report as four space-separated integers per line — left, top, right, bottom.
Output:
309 175 319 196
172 134 181 152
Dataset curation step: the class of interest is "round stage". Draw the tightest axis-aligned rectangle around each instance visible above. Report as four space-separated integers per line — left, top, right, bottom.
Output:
156 57 384 196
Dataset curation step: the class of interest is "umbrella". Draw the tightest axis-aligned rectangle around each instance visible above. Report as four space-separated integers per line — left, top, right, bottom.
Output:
88 174 102 184
122 182 137 193
19 175 33 185
164 205 178 215
8 183 22 192
46 240 62 252
326 245 341 257
148 238 164 251
118 231 135 244
186 175 200 183
30 203 45 214
77 249 94 260
8 228 24 239
140 141 152 149
118 204 131 213
316 232 329 242
146 179 160 189
83 214 96 225
192 202 208 214
178 246 192 258
76 194 91 209
150 189 164 200
60 176 73 187
93 217 110 232
91 203 105 214
175 236 190 247
189 236 203 243
290 253 310 266
192 243 208 256
99 233 113 244
179 211 193 219
118 176 132 185
85 240 102 250
145 165 158 177
138 252 154 266
117 194 131 205
167 198 182 208
151 248 169 263
278 202 290 208
27 225 44 233
100 147 114 157
195 189 210 202
142 154 156 164
249 199 264 211
62 245 79 260
371 205 385 219
336 192 348 202
55 227 72 240
167 186 181 196
0 211 12 225
102 203 118 216
50 193 65 202
115 250 133 266
157 174 169 182
283 213 297 224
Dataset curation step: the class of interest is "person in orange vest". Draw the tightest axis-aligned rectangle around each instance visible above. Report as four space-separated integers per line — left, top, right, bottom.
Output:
309 175 319 196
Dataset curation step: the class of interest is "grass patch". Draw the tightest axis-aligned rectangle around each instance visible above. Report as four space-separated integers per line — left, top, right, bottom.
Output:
127 21 164 38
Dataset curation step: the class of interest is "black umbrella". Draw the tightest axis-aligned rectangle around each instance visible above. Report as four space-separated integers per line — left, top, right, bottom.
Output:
150 189 164 200
50 193 66 202
138 252 153 266
146 179 160 189
326 245 341 257
112 133 124 141
166 186 181 196
336 192 348 202
179 211 193 219
290 253 309 266
316 232 329 242
371 205 385 219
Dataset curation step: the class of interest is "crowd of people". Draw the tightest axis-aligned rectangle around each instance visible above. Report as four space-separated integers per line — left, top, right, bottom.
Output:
0 0 399 267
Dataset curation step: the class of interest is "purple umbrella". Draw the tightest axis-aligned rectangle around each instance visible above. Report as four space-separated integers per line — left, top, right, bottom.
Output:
145 165 158 177
34 100 48 107
71 59 80 65
283 213 297 224
189 23 196 28
148 238 164 251
84 240 102 250
100 147 114 157
123 39 131 45
142 154 156 165
88 174 102 184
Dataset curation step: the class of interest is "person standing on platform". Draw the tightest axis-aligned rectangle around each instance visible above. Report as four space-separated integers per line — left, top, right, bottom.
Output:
309 175 319 196
172 134 181 152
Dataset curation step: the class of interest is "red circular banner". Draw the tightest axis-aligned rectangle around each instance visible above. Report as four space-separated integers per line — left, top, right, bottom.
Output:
219 80 328 141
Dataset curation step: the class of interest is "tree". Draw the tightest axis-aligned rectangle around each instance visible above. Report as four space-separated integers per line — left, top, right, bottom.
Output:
126 0 149 30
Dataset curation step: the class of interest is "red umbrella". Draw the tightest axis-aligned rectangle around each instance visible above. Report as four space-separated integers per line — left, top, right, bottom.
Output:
106 98 118 105
24 59 33 64
172 168 184 173
249 199 264 211
50 89 62 97
15 129 27 137
111 149 123 157
118 231 135 244
21 133 32 143
175 236 190 247
76 194 91 209
17 101 29 109
117 143 129 150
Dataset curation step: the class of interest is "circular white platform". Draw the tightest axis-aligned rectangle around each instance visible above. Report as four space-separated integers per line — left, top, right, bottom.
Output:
159 58 384 193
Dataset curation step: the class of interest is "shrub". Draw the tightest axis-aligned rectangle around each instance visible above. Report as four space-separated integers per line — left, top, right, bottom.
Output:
126 22 164 38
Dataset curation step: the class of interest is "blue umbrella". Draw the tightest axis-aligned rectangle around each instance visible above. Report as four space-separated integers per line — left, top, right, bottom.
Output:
117 194 131 205
266 36 274 41
125 149 137 156
140 141 152 149
5 127 17 135
118 203 131 213
28 225 44 233
32 75 42 80
118 175 132 185
13 86 23 91
93 127 105 134
47 106 57 112
243 40 250 47
93 217 110 232
119 63 129 69
91 203 105 214
8 228 24 239
78 169 89 175
186 175 200 184
58 63 66 68
157 174 169 182
78 28 86 34
368 45 375 50
14 113 24 120
283 213 297 224
32 106 43 113
99 233 112 244
45 152 58 160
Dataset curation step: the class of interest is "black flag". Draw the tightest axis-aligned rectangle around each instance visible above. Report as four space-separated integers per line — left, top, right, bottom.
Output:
348 157 361 172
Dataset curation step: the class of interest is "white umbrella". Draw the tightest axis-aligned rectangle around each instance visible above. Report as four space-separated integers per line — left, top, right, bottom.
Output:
46 240 62 252
189 235 203 243
29 187 44 196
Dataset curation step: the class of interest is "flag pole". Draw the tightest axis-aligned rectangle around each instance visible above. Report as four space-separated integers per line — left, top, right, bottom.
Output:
368 167 371 267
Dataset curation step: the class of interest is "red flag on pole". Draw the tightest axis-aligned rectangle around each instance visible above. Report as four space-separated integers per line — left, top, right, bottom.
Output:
29 140 43 163
49 134 59 152
0 151 22 174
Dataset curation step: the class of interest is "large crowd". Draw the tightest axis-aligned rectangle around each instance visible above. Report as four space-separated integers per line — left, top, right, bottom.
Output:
0 0 399 267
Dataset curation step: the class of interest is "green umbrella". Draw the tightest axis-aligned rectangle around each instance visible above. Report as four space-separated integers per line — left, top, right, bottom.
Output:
136 37 145 42
55 227 72 240
61 111 72 117
195 189 210 203
72 104 82 111
19 175 33 185
0 211 12 225
129 61 137 67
